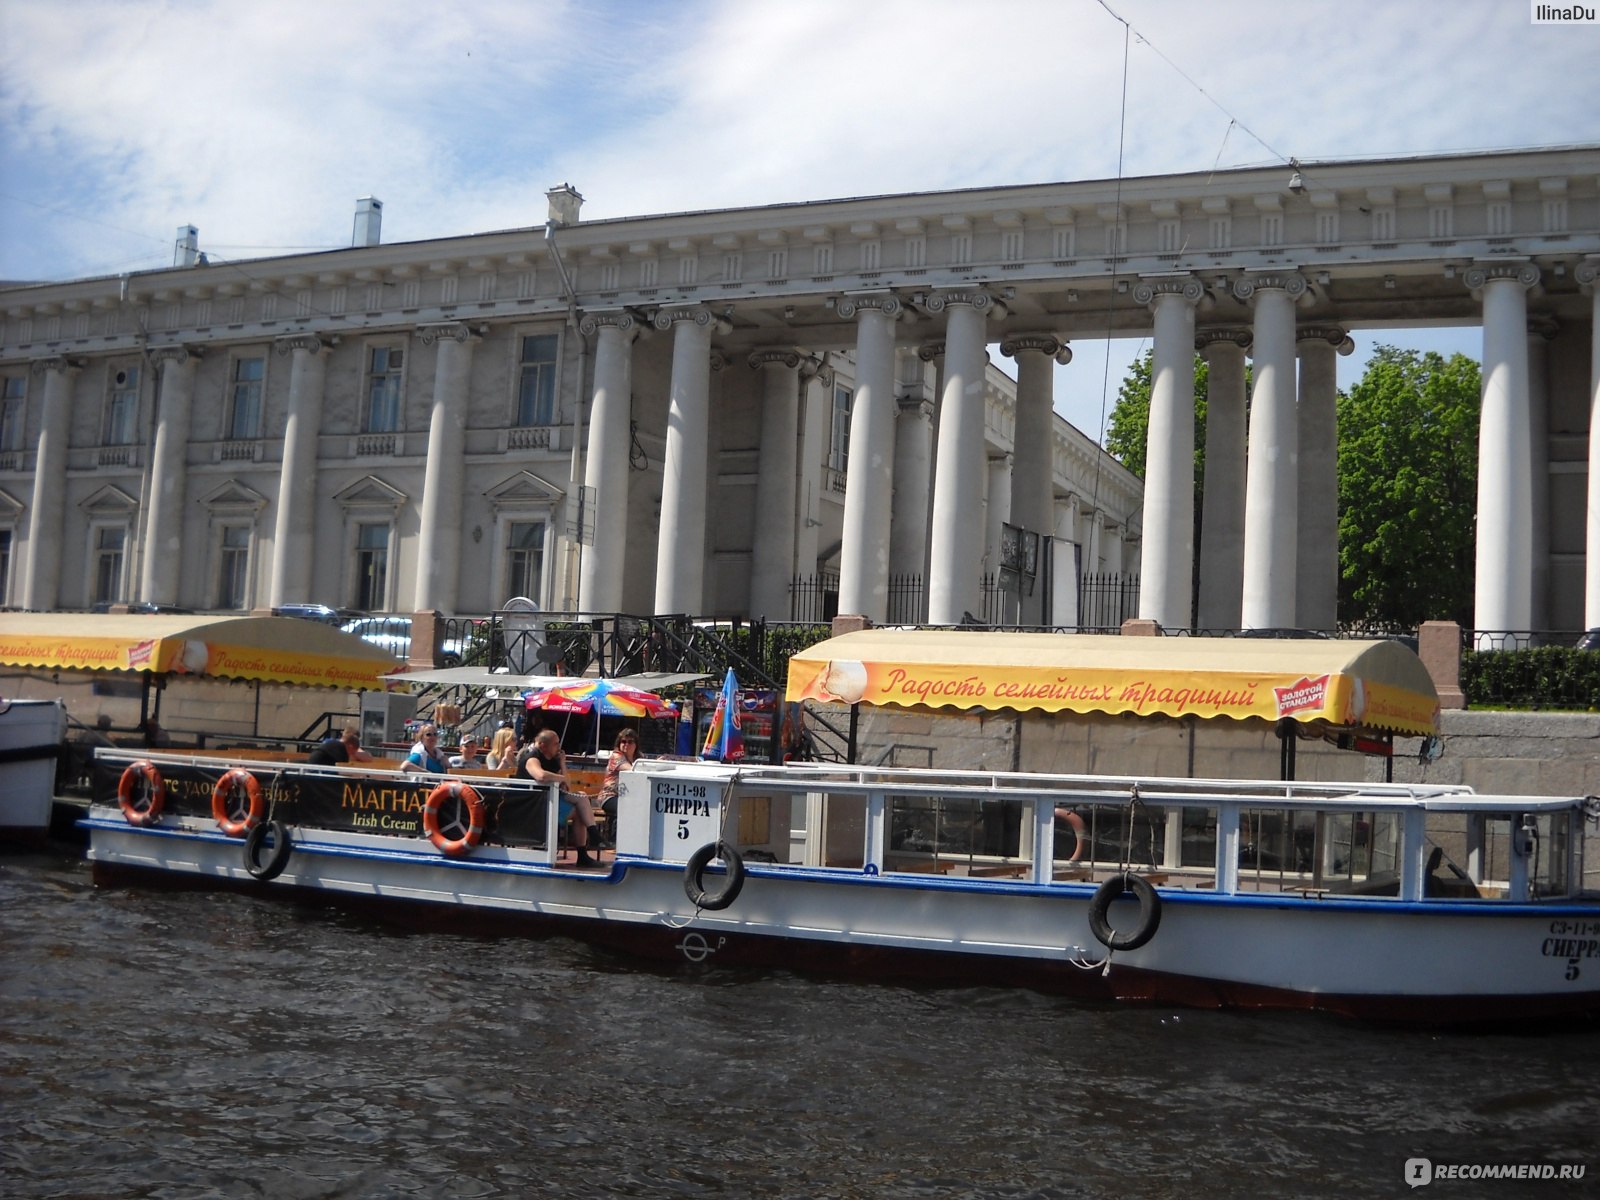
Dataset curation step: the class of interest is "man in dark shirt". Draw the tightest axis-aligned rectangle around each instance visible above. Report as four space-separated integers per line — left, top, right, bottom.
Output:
308 726 371 766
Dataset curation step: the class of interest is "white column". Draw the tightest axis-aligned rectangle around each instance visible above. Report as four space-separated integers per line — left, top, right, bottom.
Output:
414 323 476 614
927 290 1001 624
794 360 830 580
1295 327 1349 633
21 357 79 611
1052 496 1081 628
1135 279 1203 629
1527 320 1554 630
836 294 901 622
1002 333 1069 626
578 313 637 613
748 349 803 619
1468 262 1540 638
1578 258 1600 629
140 345 201 606
268 335 329 609
1235 273 1306 629
984 450 1012 587
889 354 934 588
1196 330 1250 631
653 306 722 615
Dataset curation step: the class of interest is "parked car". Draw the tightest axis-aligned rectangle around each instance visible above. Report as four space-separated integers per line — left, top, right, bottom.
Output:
1577 629 1600 651
340 616 466 667
272 603 342 625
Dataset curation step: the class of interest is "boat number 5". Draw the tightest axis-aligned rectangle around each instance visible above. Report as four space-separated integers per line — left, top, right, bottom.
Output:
677 818 690 840
1567 961 1581 981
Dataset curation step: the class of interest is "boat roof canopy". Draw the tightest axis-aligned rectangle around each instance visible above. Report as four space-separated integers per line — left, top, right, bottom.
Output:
785 630 1441 737
0 613 403 690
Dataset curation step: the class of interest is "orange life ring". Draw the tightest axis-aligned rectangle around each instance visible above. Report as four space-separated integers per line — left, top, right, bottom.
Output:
1057 808 1087 863
423 781 487 857
117 760 166 826
211 768 265 837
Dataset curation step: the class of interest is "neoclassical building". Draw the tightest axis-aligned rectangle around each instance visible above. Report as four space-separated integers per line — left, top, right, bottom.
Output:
0 145 1596 634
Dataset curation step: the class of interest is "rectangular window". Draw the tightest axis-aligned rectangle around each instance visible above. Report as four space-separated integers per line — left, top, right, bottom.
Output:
365 347 403 433
93 526 126 606
506 520 546 602
218 525 251 609
828 386 852 472
0 528 11 604
516 335 558 426
105 366 140 446
0 377 25 451
227 357 264 439
355 522 389 611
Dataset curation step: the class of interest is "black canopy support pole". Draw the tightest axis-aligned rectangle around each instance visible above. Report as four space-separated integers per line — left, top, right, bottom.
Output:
848 703 859 765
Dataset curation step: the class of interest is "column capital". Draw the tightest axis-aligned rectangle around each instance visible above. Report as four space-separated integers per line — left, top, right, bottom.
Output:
896 392 933 418
799 354 835 388
1574 256 1600 290
1132 276 1205 307
273 332 332 358
1232 272 1307 303
150 344 202 369
1195 327 1252 354
31 355 84 377
709 351 729 372
577 309 638 338
835 292 903 320
1000 332 1072 364
1296 325 1354 354
1463 260 1540 293
1528 315 1561 341
917 339 945 362
652 303 731 335
417 320 480 346
747 347 804 372
924 288 1006 320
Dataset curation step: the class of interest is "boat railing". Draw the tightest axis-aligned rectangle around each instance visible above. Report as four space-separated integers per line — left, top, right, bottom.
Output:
633 761 1595 903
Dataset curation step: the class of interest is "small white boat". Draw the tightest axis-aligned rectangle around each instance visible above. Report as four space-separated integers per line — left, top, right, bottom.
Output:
85 748 1600 1026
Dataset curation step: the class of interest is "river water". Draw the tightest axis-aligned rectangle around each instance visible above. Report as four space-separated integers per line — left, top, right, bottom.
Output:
2 846 1596 1200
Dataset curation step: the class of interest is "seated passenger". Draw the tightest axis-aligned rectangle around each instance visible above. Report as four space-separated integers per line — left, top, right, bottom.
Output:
401 724 447 774
449 734 485 770
595 727 641 846
308 726 372 766
518 729 602 867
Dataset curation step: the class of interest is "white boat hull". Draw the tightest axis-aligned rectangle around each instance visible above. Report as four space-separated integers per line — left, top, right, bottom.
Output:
84 802 1600 1027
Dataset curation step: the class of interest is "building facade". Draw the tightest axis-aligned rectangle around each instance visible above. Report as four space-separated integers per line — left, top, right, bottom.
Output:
0 145 1596 634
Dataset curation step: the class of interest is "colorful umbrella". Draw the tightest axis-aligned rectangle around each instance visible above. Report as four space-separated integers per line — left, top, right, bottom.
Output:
523 678 678 719
700 668 745 763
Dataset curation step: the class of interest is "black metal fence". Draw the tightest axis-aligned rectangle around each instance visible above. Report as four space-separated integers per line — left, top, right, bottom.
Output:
787 570 1141 630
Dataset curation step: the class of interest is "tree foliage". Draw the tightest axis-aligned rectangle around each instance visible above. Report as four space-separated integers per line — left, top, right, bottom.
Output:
1336 346 1480 630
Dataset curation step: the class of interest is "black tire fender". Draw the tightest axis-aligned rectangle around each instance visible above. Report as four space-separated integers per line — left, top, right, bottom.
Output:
1086 872 1162 952
683 841 745 911
243 819 293 882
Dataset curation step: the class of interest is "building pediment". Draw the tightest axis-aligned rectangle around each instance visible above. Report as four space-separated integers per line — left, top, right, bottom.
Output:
0 486 23 519
486 470 566 509
80 484 139 516
333 474 408 511
198 479 270 513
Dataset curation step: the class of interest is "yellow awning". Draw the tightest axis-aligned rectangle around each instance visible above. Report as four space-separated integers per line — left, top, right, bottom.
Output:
785 630 1440 736
0 613 404 690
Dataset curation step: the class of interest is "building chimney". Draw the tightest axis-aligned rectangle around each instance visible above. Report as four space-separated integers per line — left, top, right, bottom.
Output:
546 184 583 227
353 196 383 247
174 225 199 267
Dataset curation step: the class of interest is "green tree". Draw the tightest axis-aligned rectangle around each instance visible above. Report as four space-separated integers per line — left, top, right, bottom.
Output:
1336 346 1480 630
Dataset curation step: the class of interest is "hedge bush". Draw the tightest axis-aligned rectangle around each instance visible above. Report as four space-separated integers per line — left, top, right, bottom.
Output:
1462 647 1600 711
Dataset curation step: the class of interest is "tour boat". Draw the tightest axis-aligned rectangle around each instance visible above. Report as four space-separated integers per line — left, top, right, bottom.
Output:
85 748 1600 1026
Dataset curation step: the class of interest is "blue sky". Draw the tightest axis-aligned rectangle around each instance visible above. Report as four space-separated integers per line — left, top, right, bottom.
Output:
2 0 1596 441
